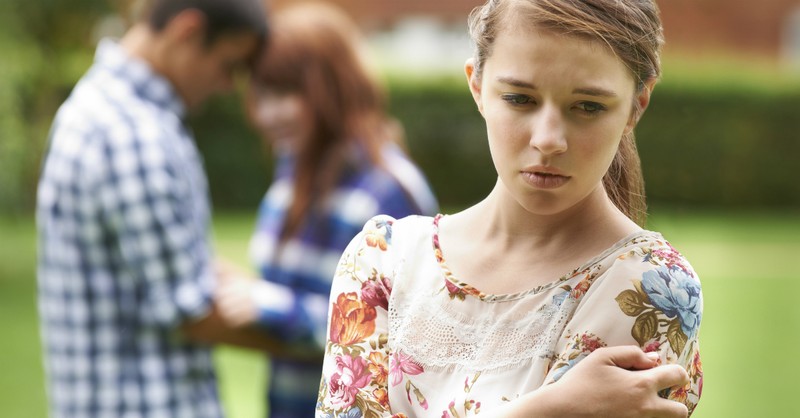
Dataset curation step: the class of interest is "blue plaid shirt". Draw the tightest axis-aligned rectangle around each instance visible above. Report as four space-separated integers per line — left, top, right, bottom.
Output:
249 146 438 418
37 40 222 418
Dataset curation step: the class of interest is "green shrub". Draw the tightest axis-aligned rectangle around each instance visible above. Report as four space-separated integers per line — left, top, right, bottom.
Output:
7 63 798 214
189 97 272 210
638 85 799 208
191 77 799 211
0 0 109 215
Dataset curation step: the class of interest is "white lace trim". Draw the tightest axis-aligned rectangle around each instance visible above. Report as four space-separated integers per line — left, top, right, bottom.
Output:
388 291 577 373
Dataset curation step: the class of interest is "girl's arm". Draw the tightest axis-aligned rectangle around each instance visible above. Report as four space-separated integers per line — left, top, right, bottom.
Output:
499 346 690 418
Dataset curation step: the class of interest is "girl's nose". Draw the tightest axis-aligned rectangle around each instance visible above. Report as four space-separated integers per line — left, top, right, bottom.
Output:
529 105 567 155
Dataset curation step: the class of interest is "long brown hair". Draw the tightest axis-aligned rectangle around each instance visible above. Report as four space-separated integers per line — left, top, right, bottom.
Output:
468 0 664 226
248 2 401 240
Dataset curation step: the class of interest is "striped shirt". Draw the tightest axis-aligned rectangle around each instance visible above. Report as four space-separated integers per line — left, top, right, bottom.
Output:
249 146 438 418
36 39 222 418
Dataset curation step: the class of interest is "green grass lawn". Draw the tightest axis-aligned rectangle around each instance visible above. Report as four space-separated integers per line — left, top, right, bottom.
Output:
2 209 798 417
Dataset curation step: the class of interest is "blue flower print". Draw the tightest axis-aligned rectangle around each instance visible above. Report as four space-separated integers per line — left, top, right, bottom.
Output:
552 290 568 307
338 406 363 418
375 218 393 244
641 267 702 336
551 352 588 382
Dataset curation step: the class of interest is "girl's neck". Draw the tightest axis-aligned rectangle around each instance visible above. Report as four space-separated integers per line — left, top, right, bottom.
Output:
457 180 640 252
437 181 642 294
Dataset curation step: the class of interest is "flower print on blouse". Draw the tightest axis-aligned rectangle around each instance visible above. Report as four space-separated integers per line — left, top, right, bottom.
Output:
316 215 704 418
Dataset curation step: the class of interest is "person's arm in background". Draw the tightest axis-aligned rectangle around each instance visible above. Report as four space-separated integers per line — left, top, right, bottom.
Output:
214 186 369 358
181 301 318 360
193 256 322 361
96 127 307 358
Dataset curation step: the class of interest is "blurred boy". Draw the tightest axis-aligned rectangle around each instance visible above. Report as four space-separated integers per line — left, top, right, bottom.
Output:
36 1 268 416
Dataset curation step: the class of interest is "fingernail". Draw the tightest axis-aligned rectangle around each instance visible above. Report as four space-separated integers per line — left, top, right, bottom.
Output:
645 352 659 361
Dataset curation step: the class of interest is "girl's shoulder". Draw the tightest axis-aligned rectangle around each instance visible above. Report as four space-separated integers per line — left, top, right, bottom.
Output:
357 214 436 253
335 215 438 294
611 230 698 278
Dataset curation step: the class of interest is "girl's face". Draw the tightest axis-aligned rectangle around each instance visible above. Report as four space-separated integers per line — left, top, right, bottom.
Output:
250 86 315 152
466 25 652 217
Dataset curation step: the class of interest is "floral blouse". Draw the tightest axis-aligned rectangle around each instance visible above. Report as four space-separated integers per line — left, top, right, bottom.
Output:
316 215 703 418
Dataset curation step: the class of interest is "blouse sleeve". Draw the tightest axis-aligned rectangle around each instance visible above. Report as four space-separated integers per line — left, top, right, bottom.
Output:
546 242 704 415
316 216 398 418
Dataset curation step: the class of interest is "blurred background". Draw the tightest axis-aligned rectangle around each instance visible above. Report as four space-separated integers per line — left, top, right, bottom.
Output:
1 0 798 417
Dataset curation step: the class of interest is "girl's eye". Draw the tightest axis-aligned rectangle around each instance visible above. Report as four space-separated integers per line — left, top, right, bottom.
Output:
501 94 534 106
576 102 607 114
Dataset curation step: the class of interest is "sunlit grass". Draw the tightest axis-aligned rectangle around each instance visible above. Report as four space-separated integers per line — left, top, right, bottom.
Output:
2 209 798 417
646 208 800 418
212 212 267 418
0 216 44 418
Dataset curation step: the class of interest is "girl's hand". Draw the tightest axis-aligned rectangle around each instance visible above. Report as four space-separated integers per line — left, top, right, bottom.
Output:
501 345 690 418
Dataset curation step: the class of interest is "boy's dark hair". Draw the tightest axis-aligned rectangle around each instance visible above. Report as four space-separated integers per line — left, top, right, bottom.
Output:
144 0 268 45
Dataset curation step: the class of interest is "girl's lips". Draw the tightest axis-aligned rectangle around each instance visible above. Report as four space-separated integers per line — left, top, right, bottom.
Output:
520 171 571 189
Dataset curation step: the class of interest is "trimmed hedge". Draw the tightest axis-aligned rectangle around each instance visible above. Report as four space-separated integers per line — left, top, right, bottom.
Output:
638 86 799 208
192 78 799 211
189 99 272 209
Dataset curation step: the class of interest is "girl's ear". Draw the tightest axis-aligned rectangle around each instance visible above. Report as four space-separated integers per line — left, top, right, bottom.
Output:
625 77 657 134
465 58 484 115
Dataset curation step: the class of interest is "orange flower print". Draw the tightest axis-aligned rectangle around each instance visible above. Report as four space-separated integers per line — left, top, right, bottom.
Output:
570 273 598 300
365 218 393 251
329 292 377 345
368 351 389 386
373 387 390 408
690 347 703 398
366 232 388 251
570 278 591 299
691 348 703 376
669 383 689 405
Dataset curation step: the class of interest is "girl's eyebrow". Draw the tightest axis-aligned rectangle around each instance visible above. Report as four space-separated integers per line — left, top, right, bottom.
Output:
573 87 618 98
496 76 536 89
496 76 619 98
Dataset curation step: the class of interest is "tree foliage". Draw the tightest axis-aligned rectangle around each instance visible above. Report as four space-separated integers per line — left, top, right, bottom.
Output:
0 0 117 213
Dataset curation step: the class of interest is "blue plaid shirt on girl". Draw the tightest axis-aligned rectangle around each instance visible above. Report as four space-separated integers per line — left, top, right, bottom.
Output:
249 146 438 418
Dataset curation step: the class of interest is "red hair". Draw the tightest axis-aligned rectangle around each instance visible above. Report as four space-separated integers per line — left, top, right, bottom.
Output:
247 2 402 240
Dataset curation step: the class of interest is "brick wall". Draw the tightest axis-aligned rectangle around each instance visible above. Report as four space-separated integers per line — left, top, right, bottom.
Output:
659 0 799 57
269 0 482 27
269 0 800 58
